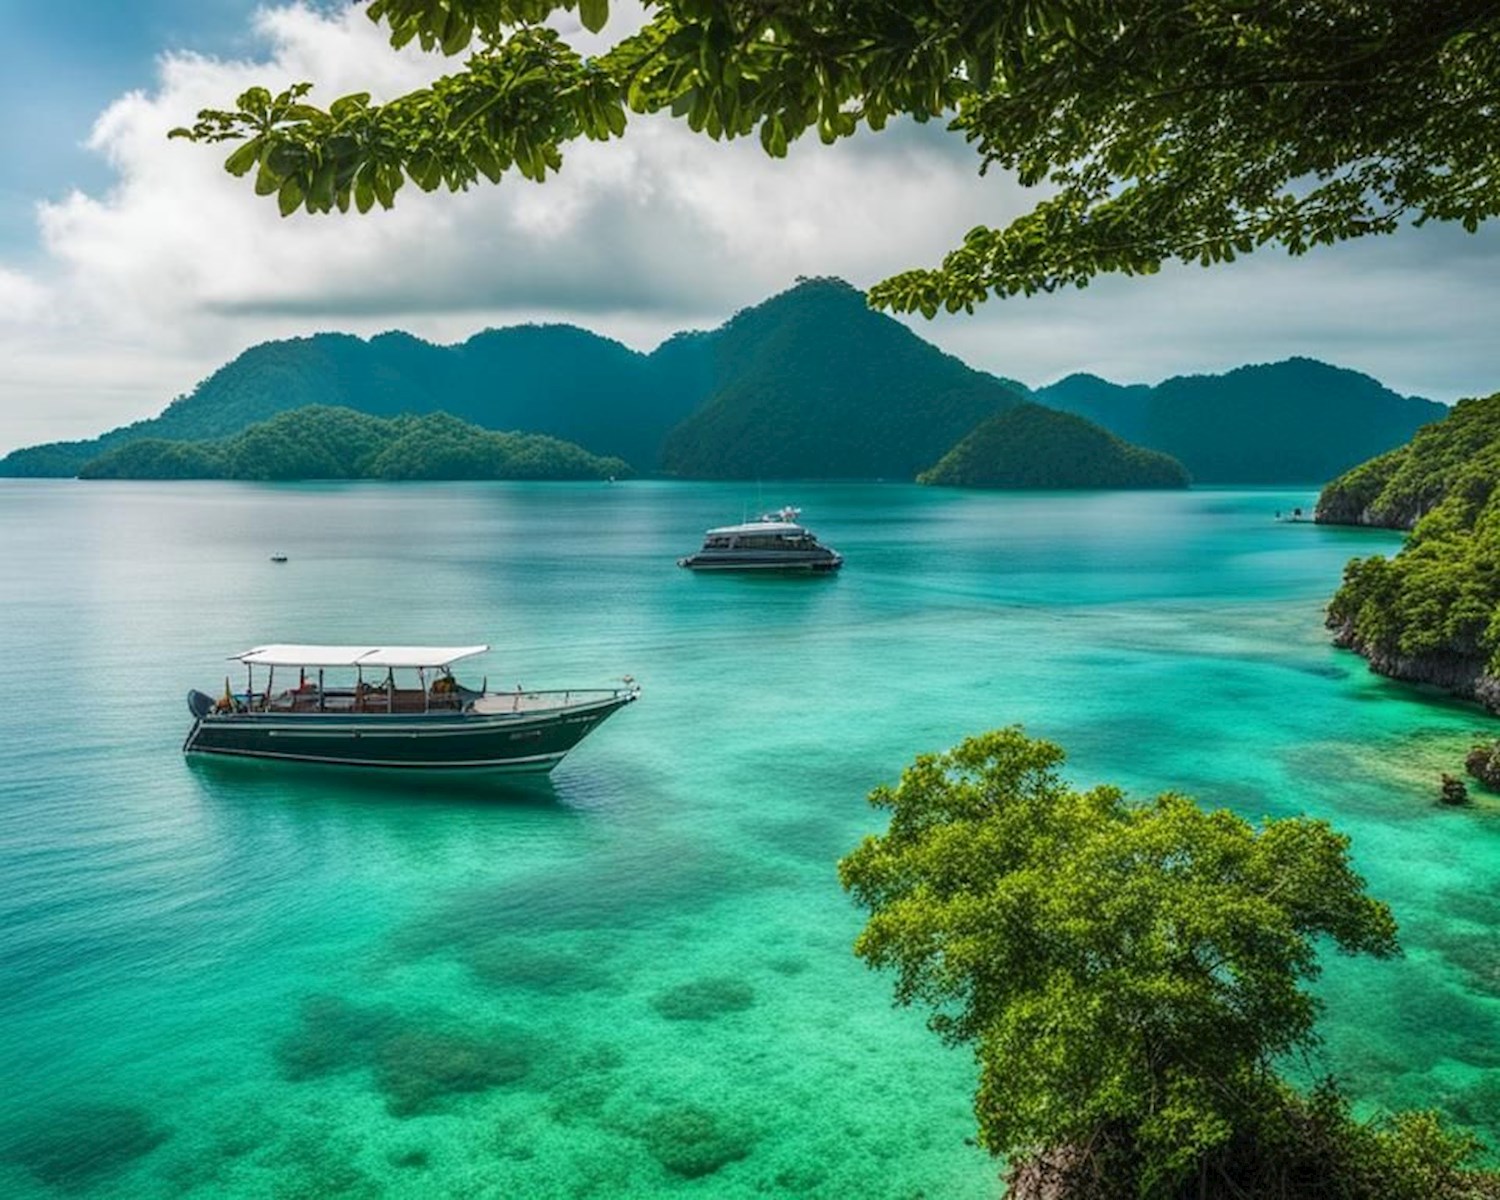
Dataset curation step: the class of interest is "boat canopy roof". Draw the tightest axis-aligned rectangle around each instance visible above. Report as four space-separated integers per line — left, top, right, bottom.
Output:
231 644 489 669
706 521 806 536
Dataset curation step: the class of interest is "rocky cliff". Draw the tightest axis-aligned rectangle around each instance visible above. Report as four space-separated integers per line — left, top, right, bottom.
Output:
1320 393 1500 711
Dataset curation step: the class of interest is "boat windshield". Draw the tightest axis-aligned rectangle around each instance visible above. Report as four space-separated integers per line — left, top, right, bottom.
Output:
734 533 817 549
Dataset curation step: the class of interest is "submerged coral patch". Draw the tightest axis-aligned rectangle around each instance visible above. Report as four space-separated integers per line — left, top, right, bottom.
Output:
465 942 613 994
650 976 756 1021
640 1106 753 1179
1427 929 1500 1003
391 842 762 965
257 1123 378 1199
2 1104 169 1189
373 1029 533 1117
389 1147 430 1169
273 994 403 1081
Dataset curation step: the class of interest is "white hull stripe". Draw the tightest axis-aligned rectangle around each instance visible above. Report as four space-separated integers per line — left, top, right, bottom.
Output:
195 709 617 737
186 747 567 772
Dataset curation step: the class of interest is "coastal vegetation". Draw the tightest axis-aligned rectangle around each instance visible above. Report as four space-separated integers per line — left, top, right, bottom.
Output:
839 728 1500 1200
1040 359 1443 484
76 406 628 482
174 3 1500 314
1321 394 1500 710
918 404 1189 490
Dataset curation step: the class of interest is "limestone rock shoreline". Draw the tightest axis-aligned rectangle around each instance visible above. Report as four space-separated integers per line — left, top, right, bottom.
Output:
1317 393 1500 714
1324 617 1500 712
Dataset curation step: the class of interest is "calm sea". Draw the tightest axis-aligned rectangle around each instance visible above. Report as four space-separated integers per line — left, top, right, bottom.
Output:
0 480 1494 1198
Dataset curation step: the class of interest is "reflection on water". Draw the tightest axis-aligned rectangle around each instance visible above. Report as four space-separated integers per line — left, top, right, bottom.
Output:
185 752 569 810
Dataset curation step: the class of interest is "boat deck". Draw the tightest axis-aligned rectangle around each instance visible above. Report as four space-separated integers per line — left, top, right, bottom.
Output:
246 688 623 716
260 689 463 715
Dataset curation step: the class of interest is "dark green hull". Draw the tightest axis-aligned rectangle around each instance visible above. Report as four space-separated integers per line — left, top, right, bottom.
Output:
183 692 635 773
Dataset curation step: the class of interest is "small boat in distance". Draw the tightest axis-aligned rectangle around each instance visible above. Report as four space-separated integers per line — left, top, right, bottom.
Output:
678 507 843 572
184 644 638 774
270 553 288 563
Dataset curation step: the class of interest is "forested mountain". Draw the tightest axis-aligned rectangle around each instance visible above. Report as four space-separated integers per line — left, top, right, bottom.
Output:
0 281 1451 486
1033 374 1153 441
918 404 1189 489
77 407 629 482
2 326 709 477
1037 358 1445 483
1320 394 1500 710
660 278 1026 479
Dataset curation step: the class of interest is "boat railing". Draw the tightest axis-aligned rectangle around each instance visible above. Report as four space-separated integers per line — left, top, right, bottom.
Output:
210 684 637 717
474 685 640 714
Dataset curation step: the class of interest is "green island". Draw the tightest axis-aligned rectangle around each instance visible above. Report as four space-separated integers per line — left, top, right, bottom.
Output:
0 325 704 479
657 278 1027 481
75 406 630 482
0 279 1437 491
1320 393 1500 712
917 403 1189 489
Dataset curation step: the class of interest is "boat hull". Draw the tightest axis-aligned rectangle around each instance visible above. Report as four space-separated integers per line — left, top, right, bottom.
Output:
677 551 842 572
183 692 635 773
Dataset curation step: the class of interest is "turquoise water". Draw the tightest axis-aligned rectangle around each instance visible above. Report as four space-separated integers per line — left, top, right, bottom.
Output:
1 480 1496 1197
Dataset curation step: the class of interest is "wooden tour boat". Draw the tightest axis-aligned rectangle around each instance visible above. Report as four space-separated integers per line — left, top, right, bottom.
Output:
184 644 638 773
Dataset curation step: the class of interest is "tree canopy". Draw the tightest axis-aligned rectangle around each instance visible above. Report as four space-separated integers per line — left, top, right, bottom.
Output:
837 728 1416 1194
917 402 1189 489
173 1 1500 315
76 405 630 481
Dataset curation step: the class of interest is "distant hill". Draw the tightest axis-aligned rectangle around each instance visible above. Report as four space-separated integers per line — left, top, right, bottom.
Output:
2 282 1451 487
918 404 1189 489
77 406 629 482
1037 358 1445 483
660 278 1026 479
1033 374 1153 442
2 326 709 477
1320 393 1500 711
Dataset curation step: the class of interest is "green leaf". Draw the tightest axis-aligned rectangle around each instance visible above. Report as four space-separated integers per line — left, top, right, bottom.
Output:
440 9 472 56
354 168 376 213
408 150 443 191
253 163 282 196
578 0 608 34
276 175 304 217
238 87 272 118
471 140 504 183
265 143 305 177
329 93 372 121
223 137 264 178
309 160 337 209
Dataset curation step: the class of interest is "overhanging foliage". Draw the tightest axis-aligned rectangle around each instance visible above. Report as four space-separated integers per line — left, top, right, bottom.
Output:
172 1 1500 315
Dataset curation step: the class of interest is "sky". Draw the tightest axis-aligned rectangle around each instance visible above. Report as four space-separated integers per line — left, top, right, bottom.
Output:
1 2 1497 455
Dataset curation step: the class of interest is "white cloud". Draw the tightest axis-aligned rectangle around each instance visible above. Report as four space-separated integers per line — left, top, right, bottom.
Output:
0 266 51 327
0 1 1496 453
